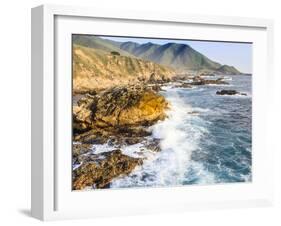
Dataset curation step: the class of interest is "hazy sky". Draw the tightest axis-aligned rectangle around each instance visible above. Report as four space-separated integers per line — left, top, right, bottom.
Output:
100 36 252 73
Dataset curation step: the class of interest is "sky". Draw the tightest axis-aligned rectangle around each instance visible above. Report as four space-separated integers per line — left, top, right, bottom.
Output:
100 36 252 74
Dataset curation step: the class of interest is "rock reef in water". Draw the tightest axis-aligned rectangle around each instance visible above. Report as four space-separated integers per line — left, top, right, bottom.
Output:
188 76 229 85
172 76 229 88
216 89 247 96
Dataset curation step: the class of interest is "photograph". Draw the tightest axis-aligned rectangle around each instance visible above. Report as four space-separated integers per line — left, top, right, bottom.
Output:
72 34 252 190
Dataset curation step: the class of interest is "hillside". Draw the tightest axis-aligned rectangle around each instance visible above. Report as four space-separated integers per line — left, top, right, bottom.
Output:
73 35 132 57
73 45 176 93
120 42 223 72
215 65 241 75
73 35 243 75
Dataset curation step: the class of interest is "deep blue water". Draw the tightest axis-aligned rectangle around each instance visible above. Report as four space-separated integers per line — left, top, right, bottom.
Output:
179 75 252 184
94 75 252 188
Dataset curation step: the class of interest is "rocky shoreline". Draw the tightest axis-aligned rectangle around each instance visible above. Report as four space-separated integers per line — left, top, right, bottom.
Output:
72 84 169 189
72 75 235 190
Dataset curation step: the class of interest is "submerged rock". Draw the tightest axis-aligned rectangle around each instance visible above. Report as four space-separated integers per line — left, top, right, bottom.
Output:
189 77 229 86
216 89 247 96
73 149 143 189
143 138 161 152
188 111 200 115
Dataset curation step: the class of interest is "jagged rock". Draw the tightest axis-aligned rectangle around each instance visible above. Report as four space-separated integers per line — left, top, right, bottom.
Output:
147 84 163 92
93 86 168 127
73 149 143 189
73 143 92 157
73 85 168 143
72 85 169 190
188 77 229 85
216 89 247 96
174 83 193 88
144 138 161 152
73 94 97 133
72 143 93 166
199 72 216 76
74 125 152 146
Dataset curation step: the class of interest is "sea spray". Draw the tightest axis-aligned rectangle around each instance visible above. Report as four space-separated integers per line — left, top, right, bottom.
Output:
111 88 213 188
89 75 251 188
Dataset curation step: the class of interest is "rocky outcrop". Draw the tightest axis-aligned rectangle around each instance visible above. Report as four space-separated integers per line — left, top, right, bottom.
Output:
74 125 152 146
174 83 193 88
73 149 143 189
73 143 92 158
198 71 216 77
216 89 247 96
173 76 229 88
72 85 169 190
188 76 229 86
73 85 168 143
93 86 167 127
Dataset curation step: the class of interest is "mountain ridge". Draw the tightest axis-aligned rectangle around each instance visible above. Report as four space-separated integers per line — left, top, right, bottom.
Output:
73 35 243 75
119 40 242 74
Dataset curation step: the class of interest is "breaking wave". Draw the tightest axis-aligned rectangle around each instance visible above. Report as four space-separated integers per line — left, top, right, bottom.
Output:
111 89 215 188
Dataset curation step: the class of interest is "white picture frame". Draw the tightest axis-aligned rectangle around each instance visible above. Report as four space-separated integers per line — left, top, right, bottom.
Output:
31 4 274 221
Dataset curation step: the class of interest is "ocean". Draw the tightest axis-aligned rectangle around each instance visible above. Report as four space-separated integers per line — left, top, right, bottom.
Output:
87 75 252 188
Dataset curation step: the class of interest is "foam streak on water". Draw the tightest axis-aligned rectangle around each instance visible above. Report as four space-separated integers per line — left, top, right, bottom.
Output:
111 88 214 188
107 75 251 188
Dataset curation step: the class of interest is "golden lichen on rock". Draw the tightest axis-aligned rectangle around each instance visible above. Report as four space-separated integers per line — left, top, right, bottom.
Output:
73 85 168 133
117 90 168 126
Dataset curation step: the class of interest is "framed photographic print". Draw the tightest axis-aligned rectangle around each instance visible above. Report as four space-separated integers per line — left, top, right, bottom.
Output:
31 4 274 221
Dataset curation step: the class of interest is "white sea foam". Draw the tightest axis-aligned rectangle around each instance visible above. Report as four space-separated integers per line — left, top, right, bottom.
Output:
222 76 233 81
217 92 252 98
111 89 215 188
161 85 174 91
90 143 115 154
90 141 155 159
187 161 216 184
206 84 233 87
73 163 82 170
